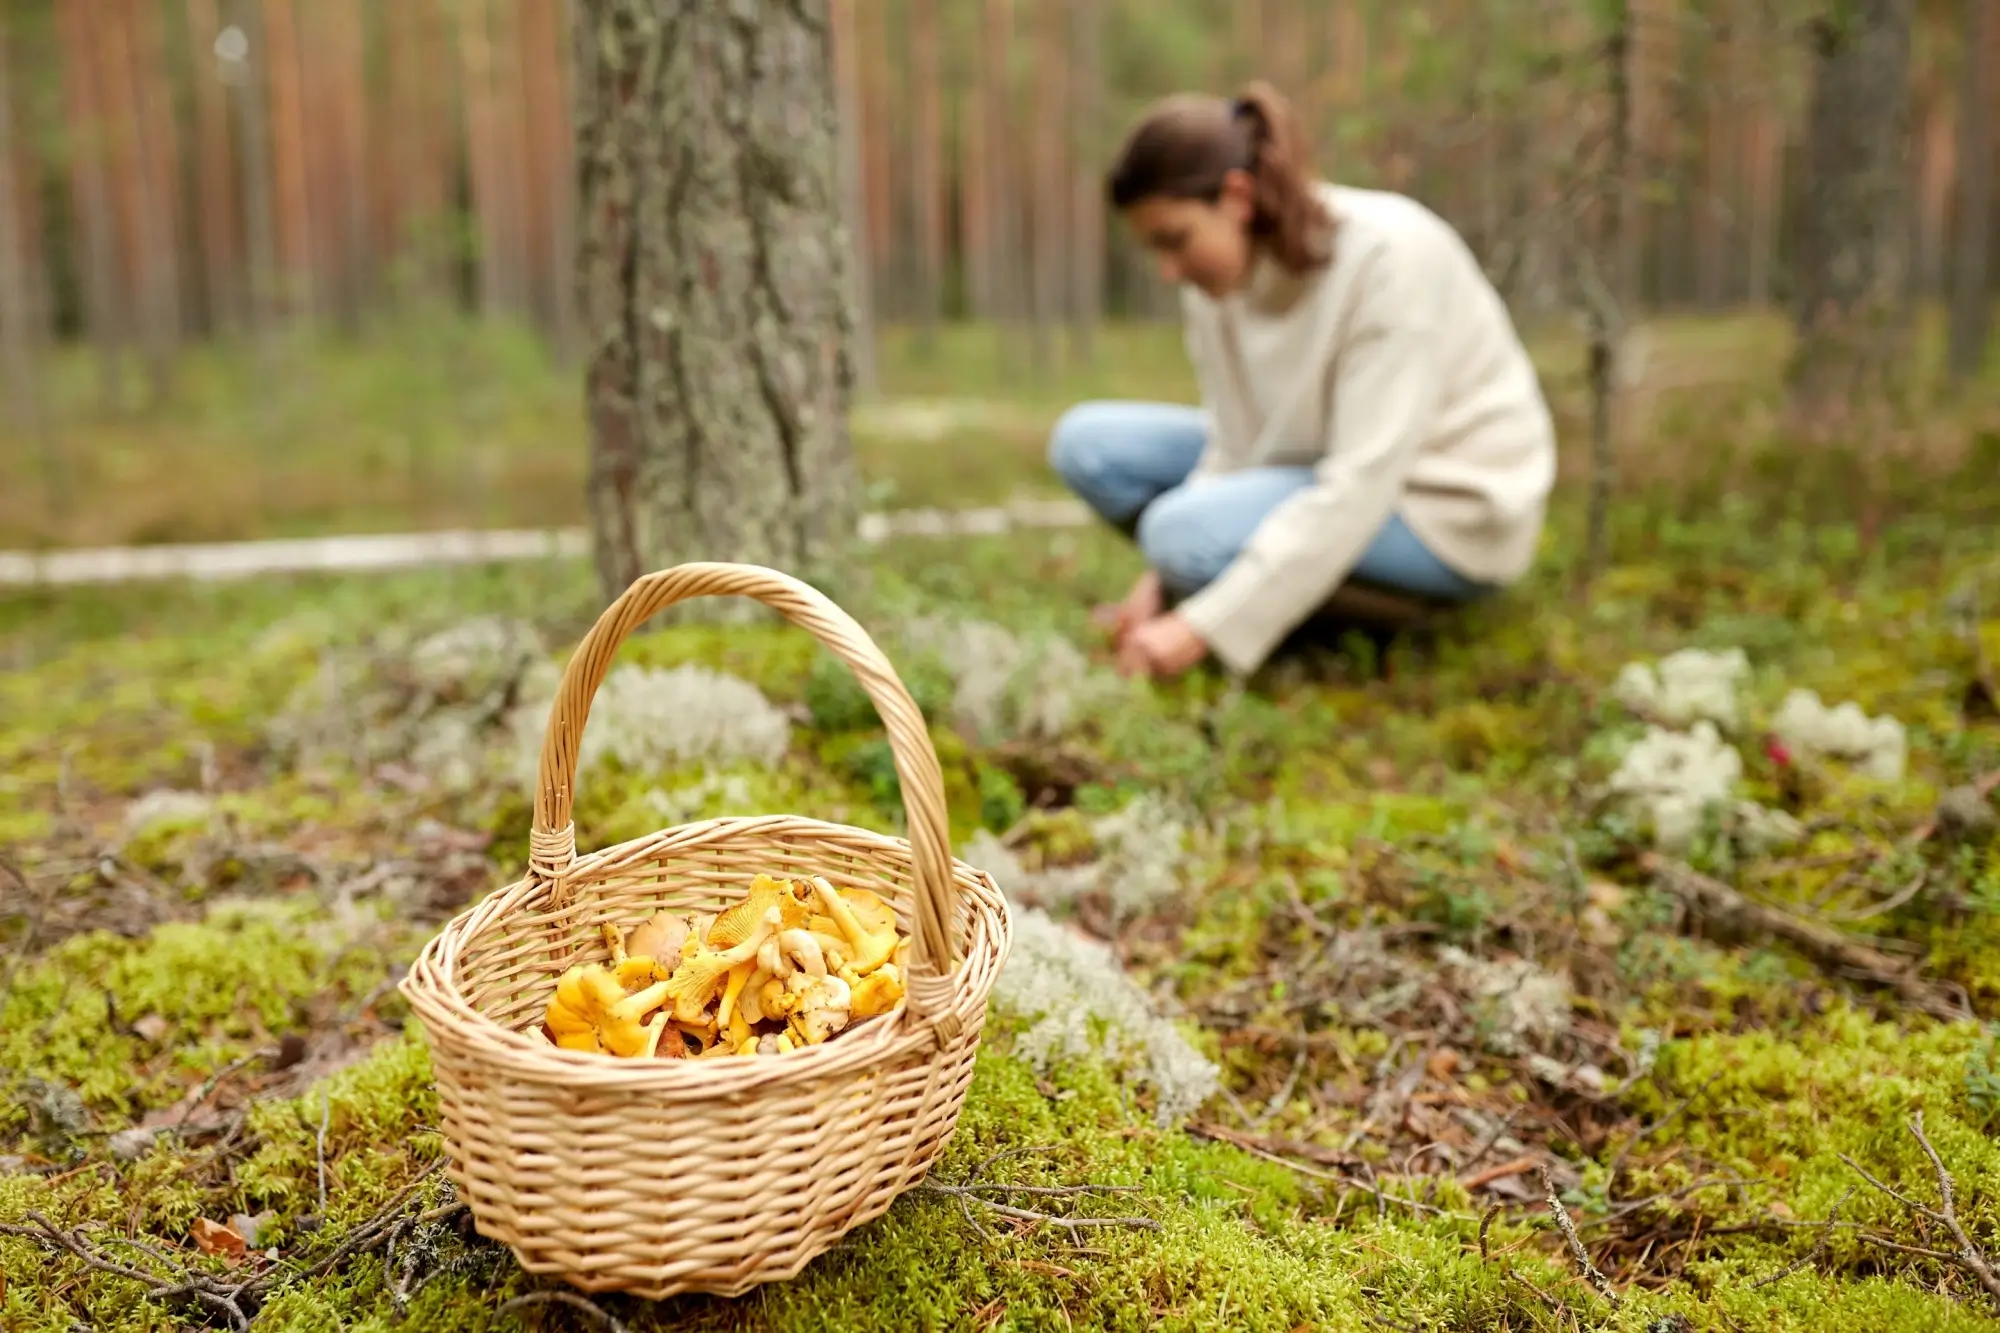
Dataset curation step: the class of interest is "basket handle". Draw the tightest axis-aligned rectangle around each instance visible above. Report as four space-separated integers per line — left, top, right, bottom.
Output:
528 561 964 1037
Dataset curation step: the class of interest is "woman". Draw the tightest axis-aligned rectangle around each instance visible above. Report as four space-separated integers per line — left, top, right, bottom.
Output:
1050 82 1557 682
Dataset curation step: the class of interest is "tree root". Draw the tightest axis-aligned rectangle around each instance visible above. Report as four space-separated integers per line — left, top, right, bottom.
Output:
1639 854 1970 1021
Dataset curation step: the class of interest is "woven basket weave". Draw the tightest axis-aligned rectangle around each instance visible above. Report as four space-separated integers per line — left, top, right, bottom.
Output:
400 562 1013 1300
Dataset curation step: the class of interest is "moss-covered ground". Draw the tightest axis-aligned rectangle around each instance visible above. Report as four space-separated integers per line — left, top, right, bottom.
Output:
6 329 2000 1329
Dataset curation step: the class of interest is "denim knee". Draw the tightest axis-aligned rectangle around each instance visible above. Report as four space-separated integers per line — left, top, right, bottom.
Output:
1136 490 1231 592
1046 403 1110 486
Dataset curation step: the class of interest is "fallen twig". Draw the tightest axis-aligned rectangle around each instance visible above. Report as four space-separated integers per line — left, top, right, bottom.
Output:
316 1090 331 1212
1538 1168 1621 1308
1461 1155 1540 1192
1640 854 1968 1021
921 1145 1159 1239
1749 1187 1853 1290
0 1211 254 1330
1841 1113 2000 1309
495 1290 629 1331
1188 1122 1467 1219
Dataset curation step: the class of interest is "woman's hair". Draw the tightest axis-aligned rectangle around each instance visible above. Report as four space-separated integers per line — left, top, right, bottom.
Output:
1105 80 1333 273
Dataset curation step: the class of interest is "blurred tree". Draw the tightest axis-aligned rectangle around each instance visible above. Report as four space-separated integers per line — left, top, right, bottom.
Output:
1786 0 1916 425
574 0 860 601
1949 0 1993 381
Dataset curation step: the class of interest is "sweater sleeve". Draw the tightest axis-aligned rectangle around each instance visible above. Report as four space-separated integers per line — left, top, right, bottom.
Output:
1175 267 1441 676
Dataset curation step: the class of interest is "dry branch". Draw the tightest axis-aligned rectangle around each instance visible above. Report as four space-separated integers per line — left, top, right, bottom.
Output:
1538 1167 1621 1307
920 1145 1159 1239
1639 854 1969 1021
1840 1113 2000 1309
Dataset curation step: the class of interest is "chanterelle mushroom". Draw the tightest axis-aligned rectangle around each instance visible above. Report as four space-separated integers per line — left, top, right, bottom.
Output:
805 878 898 975
786 972 852 1046
545 965 674 1058
848 963 904 1021
707 876 811 950
663 906 784 1025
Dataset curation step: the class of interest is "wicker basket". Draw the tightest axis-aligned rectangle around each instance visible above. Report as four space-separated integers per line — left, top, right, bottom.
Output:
399 562 1013 1300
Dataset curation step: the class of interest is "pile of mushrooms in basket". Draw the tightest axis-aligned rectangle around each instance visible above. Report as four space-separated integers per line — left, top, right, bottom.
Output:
538 873 907 1058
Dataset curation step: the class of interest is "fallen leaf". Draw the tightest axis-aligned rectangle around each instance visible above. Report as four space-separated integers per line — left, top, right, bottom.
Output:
229 1211 277 1248
191 1217 247 1261
1426 1048 1461 1080
132 1014 171 1043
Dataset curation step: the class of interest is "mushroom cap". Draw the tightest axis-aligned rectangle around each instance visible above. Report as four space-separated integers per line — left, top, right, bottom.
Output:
625 911 691 973
708 876 811 950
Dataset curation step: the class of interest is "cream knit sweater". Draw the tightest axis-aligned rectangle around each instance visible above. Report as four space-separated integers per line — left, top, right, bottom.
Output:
1172 181 1557 675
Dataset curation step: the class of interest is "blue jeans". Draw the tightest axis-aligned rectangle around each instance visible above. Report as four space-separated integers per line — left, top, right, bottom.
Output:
1046 400 1491 601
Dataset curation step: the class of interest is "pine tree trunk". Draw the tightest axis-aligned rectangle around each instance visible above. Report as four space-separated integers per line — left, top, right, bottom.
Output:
0 13 46 446
55 0 130 405
264 0 314 322
228 0 279 335
188 0 244 335
461 0 505 316
910 0 944 341
1028 0 1065 379
1068 0 1102 363
575 0 860 604
982 0 1023 367
328 0 371 333
1950 0 1995 381
1787 0 1917 425
830 0 877 391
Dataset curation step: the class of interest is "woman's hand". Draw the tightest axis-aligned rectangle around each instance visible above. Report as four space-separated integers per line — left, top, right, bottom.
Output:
1092 570 1164 647
1117 611 1210 679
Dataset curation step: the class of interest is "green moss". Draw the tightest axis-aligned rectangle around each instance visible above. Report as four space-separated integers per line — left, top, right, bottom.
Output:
0 898 398 1130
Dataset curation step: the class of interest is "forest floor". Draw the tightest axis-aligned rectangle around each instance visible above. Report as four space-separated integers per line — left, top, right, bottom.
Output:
5 318 2000 1331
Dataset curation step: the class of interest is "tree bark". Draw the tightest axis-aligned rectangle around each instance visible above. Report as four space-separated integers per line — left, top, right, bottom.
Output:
263 0 314 322
0 13 46 446
229 0 279 336
55 0 130 404
461 0 505 316
1786 0 1917 425
1950 0 1994 381
575 0 860 604
829 0 876 392
1069 0 1103 363
909 0 944 340
1029 0 1066 379
188 0 244 335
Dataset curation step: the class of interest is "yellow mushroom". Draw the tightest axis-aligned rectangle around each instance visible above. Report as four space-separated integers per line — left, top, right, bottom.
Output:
738 965 779 1024
717 960 758 1029
848 963 904 1020
544 964 676 1058
662 906 784 1024
805 877 899 975
785 972 852 1046
707 876 811 950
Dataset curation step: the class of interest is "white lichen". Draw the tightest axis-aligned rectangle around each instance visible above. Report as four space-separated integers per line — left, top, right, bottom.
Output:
1770 688 1908 782
956 799 1189 920
995 907 1220 1126
1437 947 1574 1057
511 663 792 780
897 616 1114 743
123 789 217 838
1605 720 1743 851
1612 647 1750 729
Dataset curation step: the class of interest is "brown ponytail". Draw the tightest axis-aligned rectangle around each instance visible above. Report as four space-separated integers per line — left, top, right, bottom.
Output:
1105 80 1333 274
